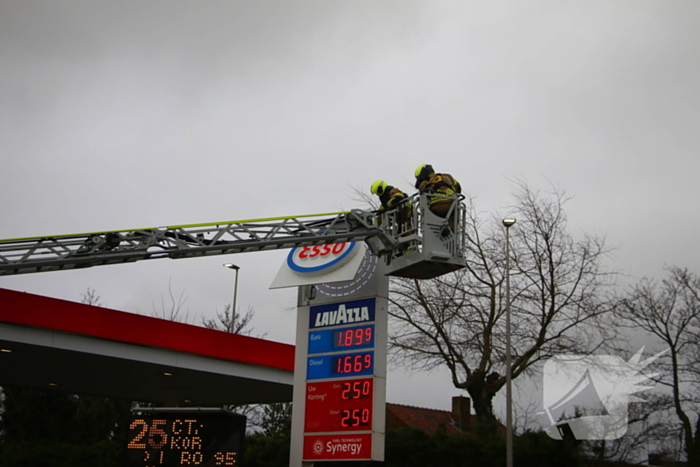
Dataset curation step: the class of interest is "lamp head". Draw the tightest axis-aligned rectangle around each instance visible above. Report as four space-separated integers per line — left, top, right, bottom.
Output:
502 218 516 228
223 263 240 270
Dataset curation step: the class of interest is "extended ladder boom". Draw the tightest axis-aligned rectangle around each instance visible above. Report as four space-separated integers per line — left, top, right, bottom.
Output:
0 210 393 276
0 194 468 279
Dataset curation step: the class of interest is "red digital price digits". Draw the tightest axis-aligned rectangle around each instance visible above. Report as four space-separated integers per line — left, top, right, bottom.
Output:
334 326 373 348
304 379 374 433
298 243 347 259
332 353 372 375
340 408 371 427
341 380 371 400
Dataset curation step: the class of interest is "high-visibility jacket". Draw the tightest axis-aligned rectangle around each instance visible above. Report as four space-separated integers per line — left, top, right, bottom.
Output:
376 186 413 231
416 173 461 205
378 186 408 210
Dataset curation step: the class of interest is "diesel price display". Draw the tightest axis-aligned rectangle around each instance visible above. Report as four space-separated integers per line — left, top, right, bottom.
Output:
307 350 375 380
125 410 245 467
332 353 373 375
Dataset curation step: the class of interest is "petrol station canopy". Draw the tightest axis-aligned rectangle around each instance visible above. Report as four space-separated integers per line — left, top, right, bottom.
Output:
0 288 294 406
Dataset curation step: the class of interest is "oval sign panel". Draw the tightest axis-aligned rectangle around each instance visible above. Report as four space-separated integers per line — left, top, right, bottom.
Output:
287 242 359 277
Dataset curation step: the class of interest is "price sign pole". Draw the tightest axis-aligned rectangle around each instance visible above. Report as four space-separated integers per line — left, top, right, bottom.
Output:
289 249 388 466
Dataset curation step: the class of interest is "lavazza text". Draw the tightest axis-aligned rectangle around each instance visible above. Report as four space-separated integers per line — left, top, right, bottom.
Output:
312 304 371 328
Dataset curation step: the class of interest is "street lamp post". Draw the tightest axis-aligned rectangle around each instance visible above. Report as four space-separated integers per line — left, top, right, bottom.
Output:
223 263 240 333
502 218 516 467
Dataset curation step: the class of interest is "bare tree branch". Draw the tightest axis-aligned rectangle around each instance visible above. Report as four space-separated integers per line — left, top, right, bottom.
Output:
80 288 103 307
201 304 265 338
151 278 191 324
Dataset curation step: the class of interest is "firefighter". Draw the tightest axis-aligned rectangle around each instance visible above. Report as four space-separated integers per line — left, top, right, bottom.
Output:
371 180 407 211
370 180 412 236
414 164 461 226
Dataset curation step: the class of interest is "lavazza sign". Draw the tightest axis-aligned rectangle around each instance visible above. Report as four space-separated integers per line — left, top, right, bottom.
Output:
311 302 372 328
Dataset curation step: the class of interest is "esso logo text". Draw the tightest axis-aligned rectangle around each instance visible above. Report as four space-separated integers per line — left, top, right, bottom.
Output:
298 243 348 259
287 242 359 277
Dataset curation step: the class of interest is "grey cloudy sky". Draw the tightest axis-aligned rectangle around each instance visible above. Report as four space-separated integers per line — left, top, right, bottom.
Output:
2 0 699 412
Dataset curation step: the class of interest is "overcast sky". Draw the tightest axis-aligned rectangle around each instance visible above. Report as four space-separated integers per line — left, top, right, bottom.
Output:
1 0 699 414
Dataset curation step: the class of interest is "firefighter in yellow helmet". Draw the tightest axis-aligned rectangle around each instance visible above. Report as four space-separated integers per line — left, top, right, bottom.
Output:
370 180 412 239
371 180 407 211
414 164 461 220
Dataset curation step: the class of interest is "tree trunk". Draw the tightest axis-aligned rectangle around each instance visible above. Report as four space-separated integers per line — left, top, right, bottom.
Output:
465 370 501 434
688 415 700 467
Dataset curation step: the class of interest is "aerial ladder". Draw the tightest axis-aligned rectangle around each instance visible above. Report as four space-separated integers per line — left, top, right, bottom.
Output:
0 193 466 279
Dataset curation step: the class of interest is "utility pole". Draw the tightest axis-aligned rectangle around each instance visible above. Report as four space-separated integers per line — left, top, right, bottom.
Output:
503 218 516 467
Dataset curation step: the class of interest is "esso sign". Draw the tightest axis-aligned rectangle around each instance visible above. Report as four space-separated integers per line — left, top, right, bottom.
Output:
287 242 359 277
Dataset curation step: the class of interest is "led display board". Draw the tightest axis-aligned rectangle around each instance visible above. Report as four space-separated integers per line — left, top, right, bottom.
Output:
304 378 374 433
307 351 374 380
125 410 245 467
300 296 384 461
308 324 375 354
299 295 385 461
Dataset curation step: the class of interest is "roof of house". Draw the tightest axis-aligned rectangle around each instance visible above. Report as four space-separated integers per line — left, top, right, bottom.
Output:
386 403 462 434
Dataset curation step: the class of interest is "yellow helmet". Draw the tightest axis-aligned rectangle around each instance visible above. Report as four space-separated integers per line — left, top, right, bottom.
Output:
414 164 434 178
371 180 388 196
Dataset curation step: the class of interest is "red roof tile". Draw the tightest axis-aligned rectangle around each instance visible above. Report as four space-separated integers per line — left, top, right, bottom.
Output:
386 403 462 434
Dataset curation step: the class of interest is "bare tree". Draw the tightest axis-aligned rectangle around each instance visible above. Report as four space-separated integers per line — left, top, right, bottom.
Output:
151 278 191 324
619 267 700 466
349 184 380 210
389 181 618 428
201 304 260 336
80 288 103 307
201 300 266 425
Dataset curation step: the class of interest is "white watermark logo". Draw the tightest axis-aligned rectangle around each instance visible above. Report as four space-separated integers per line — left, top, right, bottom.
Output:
541 347 666 440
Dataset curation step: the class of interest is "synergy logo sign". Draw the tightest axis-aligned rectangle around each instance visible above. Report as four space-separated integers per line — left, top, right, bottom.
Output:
303 433 372 461
287 242 359 277
542 347 666 440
